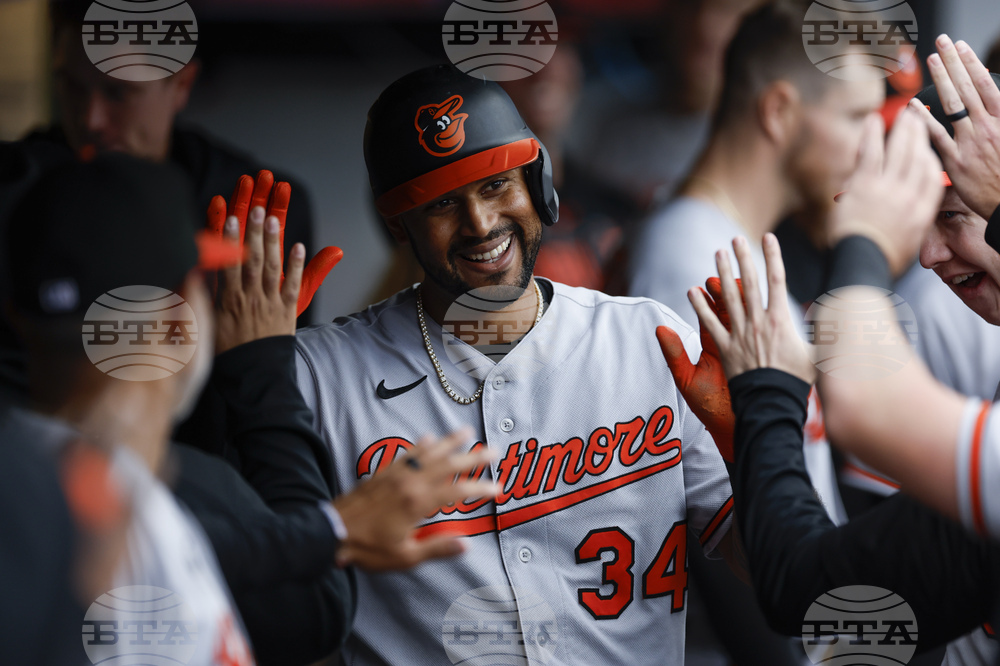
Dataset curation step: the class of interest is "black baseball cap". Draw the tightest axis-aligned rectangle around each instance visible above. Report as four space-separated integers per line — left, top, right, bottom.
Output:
914 72 1000 187
4 153 238 317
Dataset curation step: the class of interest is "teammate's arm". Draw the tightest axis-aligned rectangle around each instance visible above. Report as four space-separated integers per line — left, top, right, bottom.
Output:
213 202 499 571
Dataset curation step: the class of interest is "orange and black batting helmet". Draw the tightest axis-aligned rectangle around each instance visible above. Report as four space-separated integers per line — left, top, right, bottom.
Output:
364 64 559 226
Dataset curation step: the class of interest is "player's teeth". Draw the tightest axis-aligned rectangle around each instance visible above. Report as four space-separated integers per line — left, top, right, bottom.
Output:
953 273 974 285
466 237 511 262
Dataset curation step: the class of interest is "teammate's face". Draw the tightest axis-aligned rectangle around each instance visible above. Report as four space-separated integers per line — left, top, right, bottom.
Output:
52 26 195 162
785 78 885 209
389 167 543 300
920 187 1000 325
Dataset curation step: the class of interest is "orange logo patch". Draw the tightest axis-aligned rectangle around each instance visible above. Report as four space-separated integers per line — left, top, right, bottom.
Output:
415 95 468 157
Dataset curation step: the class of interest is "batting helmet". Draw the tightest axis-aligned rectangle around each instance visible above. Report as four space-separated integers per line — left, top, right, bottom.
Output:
364 64 559 225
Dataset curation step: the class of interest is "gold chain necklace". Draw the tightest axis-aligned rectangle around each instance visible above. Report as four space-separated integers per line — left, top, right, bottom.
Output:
416 280 543 405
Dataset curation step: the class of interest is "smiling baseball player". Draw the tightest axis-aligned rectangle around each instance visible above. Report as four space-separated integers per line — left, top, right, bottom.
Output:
294 65 740 665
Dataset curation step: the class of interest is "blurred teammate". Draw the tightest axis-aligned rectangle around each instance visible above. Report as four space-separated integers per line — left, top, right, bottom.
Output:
627 2 886 660
1 154 497 664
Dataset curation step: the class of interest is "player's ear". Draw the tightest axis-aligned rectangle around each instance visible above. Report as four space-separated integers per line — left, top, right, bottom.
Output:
168 60 200 113
384 215 410 245
758 80 801 148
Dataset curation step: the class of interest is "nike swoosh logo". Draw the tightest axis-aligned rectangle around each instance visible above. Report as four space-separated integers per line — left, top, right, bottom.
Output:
376 375 428 400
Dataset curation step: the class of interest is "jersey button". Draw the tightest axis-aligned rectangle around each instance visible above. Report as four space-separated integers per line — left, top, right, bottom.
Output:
518 547 532 563
500 418 514 432
492 376 506 390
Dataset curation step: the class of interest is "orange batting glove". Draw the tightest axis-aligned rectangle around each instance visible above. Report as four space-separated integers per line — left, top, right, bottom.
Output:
656 277 744 463
207 170 343 316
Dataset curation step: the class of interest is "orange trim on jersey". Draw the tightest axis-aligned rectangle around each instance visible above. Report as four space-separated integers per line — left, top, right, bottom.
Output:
699 496 734 546
415 455 683 539
843 462 901 490
970 401 991 535
375 138 539 217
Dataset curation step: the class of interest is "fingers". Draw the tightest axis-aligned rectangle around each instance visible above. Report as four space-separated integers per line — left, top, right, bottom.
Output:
761 233 791 320
405 426 473 468
729 238 764 327
705 277 744 331
297 246 344 316
251 170 274 214
437 479 501 508
958 39 1000 117
243 207 265 291
268 181 291 255
400 535 466 565
855 113 886 179
262 216 283 295
936 36 986 120
688 288 730 354
885 105 918 180
655 326 696 387
221 216 242 293
714 248 746 334
280 244 305 308
928 39 979 133
908 97 956 160
228 175 254 244
206 195 227 236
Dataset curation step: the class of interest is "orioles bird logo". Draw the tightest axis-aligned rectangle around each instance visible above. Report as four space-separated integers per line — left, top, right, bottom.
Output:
415 95 468 157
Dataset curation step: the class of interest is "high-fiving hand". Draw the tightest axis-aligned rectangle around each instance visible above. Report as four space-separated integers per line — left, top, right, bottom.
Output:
332 427 499 571
692 235 815 385
910 34 1000 222
657 277 744 462
207 171 343 317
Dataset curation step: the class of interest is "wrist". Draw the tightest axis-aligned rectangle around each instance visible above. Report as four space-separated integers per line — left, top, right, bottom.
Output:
320 502 349 566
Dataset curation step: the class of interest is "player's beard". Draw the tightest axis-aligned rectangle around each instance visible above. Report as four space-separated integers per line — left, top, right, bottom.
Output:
406 220 542 299
783 122 843 217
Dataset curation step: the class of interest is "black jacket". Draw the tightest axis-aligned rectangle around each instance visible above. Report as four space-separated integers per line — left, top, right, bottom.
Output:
730 368 1000 650
174 336 355 666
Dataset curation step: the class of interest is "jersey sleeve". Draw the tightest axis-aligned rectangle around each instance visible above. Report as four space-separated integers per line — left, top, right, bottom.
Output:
675 324 734 557
955 398 999 538
295 345 322 432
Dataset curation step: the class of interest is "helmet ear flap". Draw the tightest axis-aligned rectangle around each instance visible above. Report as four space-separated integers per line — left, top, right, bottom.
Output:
525 145 559 226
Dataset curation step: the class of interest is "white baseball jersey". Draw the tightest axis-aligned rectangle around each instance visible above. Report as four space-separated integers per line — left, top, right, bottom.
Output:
629 196 847 524
0 408 253 666
296 279 734 665
956 398 1000 540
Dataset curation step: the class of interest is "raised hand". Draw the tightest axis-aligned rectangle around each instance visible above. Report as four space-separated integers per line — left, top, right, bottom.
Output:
828 110 945 277
214 205 304 354
656 277 744 462
207 171 343 316
331 427 498 571
692 235 815 384
910 34 1000 222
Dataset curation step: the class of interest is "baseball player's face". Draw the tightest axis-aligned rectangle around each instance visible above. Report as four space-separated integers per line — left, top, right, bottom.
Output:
52 26 196 162
784 78 885 209
389 167 543 301
920 187 1000 325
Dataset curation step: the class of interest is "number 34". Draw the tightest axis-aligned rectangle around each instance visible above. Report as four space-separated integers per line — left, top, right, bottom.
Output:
574 521 688 620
